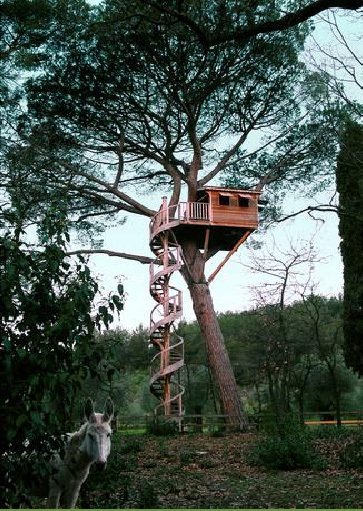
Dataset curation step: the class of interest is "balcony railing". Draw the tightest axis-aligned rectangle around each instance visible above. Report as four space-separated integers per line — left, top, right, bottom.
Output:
151 201 210 235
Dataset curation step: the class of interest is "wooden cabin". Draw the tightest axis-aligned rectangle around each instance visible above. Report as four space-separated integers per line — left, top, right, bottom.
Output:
150 186 261 252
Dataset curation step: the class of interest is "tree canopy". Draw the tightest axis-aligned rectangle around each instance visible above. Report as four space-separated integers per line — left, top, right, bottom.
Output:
9 0 346 228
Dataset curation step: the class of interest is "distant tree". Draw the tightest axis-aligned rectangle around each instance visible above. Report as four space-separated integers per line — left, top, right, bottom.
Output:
336 119 363 374
177 321 217 415
299 295 348 424
305 356 358 417
242 237 321 427
306 10 362 118
175 294 359 424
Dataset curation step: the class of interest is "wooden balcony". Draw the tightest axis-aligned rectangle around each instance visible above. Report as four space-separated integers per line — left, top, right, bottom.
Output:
150 193 260 252
150 201 211 238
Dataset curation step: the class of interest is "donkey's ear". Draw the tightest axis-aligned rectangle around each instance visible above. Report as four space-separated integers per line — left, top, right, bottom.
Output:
84 398 95 421
103 397 114 422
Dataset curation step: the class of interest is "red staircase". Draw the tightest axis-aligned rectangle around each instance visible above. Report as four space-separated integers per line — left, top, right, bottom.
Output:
149 228 185 425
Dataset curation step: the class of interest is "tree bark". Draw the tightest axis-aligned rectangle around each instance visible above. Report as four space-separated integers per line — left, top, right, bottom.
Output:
180 239 248 431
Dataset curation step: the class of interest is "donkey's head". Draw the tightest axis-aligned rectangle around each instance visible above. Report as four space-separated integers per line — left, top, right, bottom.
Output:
80 398 114 467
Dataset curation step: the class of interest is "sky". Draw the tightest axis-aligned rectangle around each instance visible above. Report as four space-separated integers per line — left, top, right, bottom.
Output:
79 9 360 333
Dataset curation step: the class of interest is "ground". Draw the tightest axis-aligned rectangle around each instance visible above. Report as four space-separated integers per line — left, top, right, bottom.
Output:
76 431 363 509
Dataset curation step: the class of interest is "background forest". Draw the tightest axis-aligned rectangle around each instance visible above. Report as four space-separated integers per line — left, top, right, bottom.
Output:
81 295 363 424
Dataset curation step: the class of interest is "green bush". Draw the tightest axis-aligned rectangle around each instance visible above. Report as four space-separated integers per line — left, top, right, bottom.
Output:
310 425 353 441
136 480 159 508
340 432 363 468
248 430 327 470
146 416 179 436
179 449 197 465
255 411 303 436
118 435 144 454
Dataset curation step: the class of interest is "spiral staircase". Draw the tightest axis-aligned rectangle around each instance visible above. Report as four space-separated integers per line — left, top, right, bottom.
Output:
149 229 185 425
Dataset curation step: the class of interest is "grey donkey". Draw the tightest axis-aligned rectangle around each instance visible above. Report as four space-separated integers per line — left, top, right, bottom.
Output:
48 398 114 508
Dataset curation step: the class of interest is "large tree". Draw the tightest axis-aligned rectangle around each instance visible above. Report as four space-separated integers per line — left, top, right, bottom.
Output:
336 119 363 374
6 0 359 429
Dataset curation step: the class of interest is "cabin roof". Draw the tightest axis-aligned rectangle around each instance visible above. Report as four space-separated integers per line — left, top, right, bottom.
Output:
198 186 261 196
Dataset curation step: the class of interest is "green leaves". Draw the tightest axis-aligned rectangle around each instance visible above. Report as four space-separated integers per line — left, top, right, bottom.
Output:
96 288 125 329
336 120 363 375
0 208 125 505
248 427 327 470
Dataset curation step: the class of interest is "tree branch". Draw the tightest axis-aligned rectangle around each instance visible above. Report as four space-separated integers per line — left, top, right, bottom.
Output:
148 0 363 48
198 130 251 187
66 249 155 264
272 204 340 224
74 168 156 217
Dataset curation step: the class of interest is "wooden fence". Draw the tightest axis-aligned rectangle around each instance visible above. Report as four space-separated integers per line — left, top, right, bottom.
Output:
114 411 363 433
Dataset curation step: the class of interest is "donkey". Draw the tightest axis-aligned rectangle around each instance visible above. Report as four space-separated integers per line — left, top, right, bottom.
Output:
48 398 114 509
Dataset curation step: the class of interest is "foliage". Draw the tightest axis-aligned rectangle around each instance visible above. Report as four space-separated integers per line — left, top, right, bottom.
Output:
0 209 124 506
183 364 215 415
336 119 363 375
176 296 362 420
13 0 343 235
6 0 336 234
248 427 327 471
146 416 179 436
339 431 363 468
75 326 153 416
310 425 355 441
304 356 358 412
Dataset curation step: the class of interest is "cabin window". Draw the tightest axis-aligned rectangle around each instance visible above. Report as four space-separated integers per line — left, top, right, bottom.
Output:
219 194 230 206
238 196 249 208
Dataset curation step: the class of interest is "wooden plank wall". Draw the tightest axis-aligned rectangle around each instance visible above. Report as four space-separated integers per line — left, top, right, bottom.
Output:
209 191 259 228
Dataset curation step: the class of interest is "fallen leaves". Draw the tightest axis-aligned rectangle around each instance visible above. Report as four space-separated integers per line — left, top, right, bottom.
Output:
79 432 363 508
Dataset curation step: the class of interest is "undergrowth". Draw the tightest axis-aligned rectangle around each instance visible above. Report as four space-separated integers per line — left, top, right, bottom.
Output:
248 429 327 470
339 431 363 468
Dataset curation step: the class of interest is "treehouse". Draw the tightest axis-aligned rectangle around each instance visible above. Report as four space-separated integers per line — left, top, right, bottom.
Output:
150 186 261 252
148 187 261 421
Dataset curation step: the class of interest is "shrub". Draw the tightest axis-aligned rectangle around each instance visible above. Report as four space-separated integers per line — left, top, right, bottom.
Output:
248 429 327 470
310 425 354 441
136 480 159 509
179 449 196 465
255 411 303 436
118 435 144 454
146 416 179 436
340 432 363 468
210 428 226 437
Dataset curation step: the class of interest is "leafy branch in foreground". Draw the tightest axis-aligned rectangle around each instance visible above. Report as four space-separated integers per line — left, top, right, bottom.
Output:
0 207 125 507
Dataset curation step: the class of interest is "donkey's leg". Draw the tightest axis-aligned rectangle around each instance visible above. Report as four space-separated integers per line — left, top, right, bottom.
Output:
48 483 61 509
48 457 63 508
62 482 82 509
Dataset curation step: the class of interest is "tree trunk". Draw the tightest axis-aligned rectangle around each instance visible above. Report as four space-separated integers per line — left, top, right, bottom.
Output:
180 240 248 431
297 394 305 427
330 373 342 427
